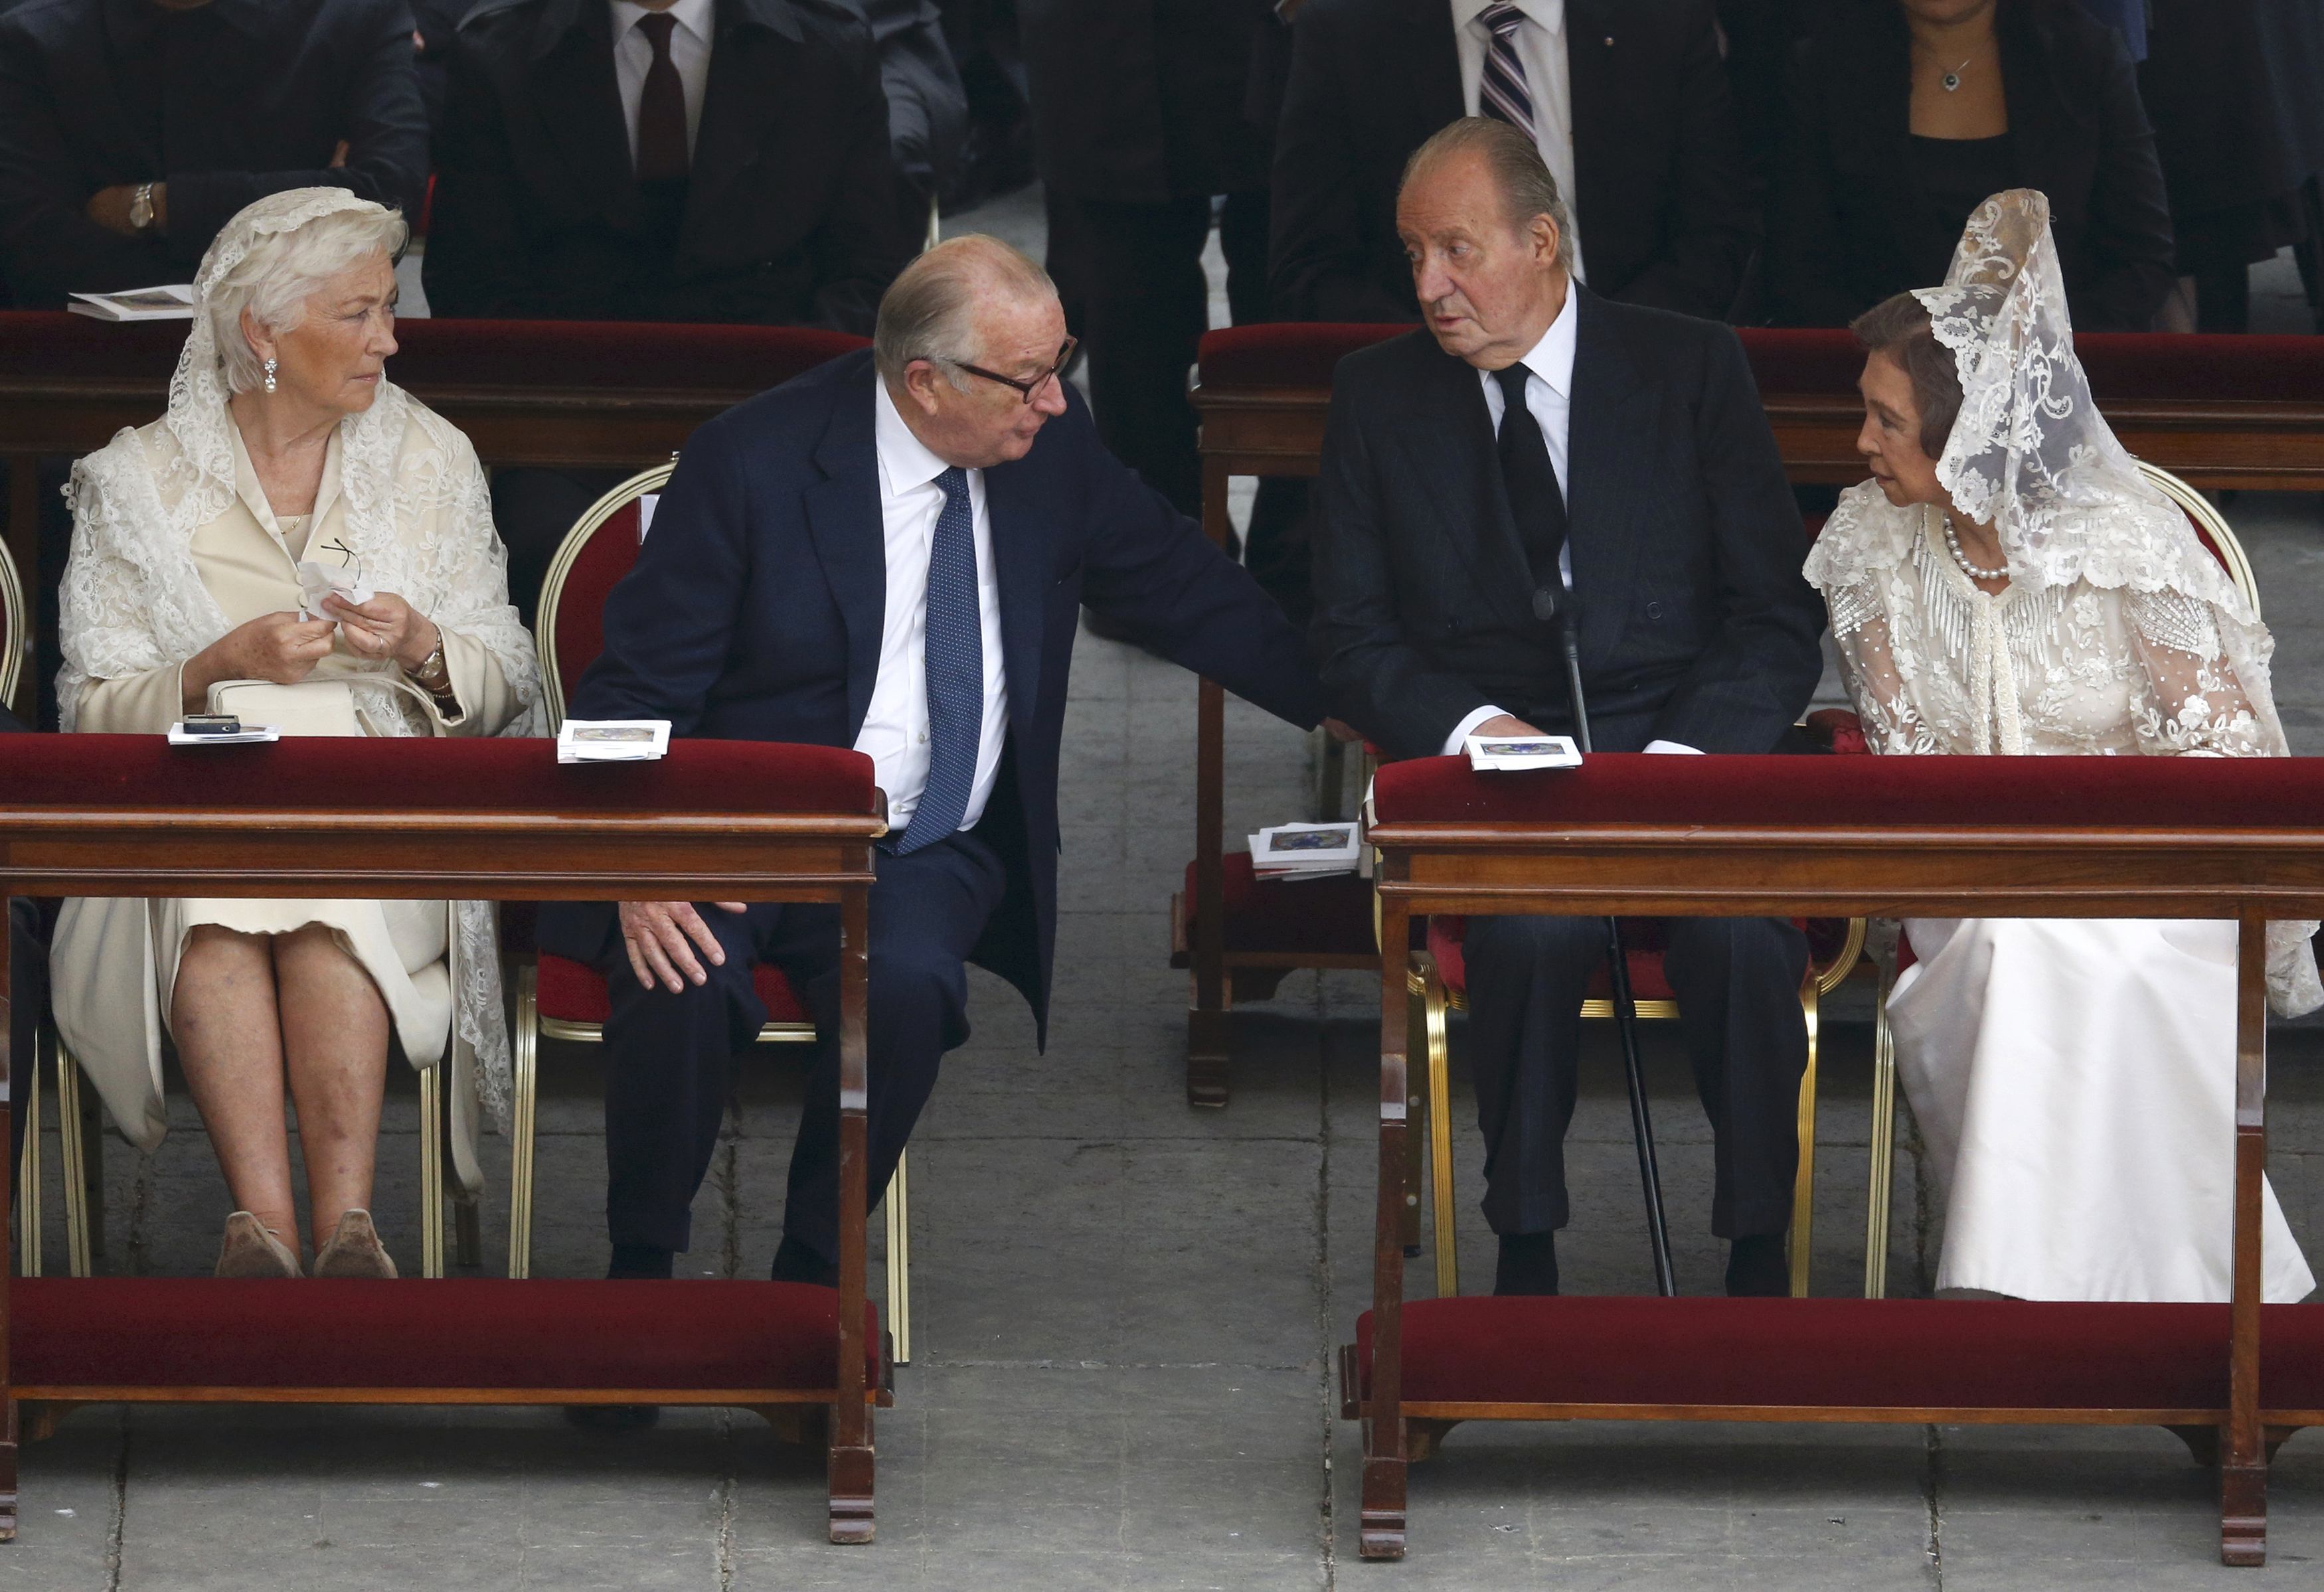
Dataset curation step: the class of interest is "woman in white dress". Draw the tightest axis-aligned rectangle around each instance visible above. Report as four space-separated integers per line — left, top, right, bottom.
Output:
54 189 540 1279
1804 190 2321 1304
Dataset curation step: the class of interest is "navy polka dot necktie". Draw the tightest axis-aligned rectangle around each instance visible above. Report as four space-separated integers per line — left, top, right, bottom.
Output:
891 467 981 855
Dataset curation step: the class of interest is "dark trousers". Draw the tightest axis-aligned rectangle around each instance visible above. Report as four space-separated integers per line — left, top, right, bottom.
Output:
1050 189 1268 517
596 827 1009 1265
1463 914 1809 1240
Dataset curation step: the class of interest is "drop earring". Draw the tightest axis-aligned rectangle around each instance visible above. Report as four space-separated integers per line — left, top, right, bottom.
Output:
262 357 278 394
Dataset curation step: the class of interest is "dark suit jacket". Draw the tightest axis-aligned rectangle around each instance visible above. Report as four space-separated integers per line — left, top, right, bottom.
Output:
1311 288 1825 761
1766 0 2176 331
1021 0 1274 203
846 0 968 222
424 0 908 329
1268 0 1757 322
539 350 1325 1030
0 0 428 309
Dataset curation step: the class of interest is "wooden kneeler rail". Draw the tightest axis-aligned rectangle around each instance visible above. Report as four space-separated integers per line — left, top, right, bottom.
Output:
0 736 890 1544
1357 752 2324 1567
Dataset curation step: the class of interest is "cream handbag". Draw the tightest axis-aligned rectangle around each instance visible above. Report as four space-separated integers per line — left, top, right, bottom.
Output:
206 673 441 736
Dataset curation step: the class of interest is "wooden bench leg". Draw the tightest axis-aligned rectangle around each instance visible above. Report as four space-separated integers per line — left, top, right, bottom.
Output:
2222 914 2269 1567
0 1398 17 1543
827 1409 875 1545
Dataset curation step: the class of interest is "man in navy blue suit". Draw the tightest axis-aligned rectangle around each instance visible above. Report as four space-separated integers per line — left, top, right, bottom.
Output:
540 236 1323 1289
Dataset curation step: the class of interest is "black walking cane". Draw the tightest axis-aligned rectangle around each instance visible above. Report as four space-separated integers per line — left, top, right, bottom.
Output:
1536 586 1678 1296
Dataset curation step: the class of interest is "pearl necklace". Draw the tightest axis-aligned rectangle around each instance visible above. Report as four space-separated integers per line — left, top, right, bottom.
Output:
1941 511 2009 581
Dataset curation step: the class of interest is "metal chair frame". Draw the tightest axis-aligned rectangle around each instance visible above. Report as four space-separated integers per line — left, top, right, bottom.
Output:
519 464 912 1360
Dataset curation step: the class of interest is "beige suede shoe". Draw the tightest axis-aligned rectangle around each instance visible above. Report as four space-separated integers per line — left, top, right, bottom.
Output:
214 1212 302 1279
312 1209 400 1279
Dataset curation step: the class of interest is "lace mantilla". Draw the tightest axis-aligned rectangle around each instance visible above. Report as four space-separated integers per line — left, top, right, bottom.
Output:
56 189 544 1127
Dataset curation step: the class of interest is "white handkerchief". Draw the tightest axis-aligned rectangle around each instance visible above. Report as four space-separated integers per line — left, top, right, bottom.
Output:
296 559 373 620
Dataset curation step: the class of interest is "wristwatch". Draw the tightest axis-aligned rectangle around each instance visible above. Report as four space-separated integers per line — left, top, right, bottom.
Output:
129 183 155 232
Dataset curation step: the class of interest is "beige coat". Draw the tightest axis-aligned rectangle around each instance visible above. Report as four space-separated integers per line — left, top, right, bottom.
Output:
54 391 538 1189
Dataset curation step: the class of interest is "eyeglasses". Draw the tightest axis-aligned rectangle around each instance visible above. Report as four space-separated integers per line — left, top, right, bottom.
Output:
945 337 1077 404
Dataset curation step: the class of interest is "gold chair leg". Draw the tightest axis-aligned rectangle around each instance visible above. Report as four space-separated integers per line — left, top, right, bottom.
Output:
884 1148 910 1365
1789 978 1819 1298
16 1026 40 1277
1420 959 1459 1300
55 1030 91 1278
508 963 539 1279
1864 962 1898 1299
419 1064 445 1279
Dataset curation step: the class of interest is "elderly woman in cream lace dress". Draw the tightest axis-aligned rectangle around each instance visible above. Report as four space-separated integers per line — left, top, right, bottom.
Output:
1805 191 2320 1305
54 189 540 1279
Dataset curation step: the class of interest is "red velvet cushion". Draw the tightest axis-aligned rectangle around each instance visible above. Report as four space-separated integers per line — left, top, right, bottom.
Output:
1371 751 2324 833
1197 323 1410 388
0 313 865 400
537 950 811 1025
0 735 877 819
550 497 645 708
1182 852 1379 956
1425 914 1678 1002
15 1278 878 1392
1353 1296 2324 1411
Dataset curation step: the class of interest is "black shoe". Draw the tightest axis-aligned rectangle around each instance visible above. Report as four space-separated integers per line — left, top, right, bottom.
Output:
1493 1231 1559 1297
1726 1233 1789 1297
771 1234 839 1288
564 1402 660 1433
608 1243 675 1280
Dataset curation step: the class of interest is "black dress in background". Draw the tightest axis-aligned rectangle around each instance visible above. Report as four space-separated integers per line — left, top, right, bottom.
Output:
1766 0 2175 331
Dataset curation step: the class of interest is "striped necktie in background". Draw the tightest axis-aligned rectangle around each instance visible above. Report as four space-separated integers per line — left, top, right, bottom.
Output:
1477 3 1537 145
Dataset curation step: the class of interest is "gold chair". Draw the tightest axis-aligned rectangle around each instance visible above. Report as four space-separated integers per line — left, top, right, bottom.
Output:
516 465 914 1359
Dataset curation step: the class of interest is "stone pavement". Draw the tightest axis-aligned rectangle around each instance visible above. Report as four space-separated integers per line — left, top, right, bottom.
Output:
11 204 2324 1591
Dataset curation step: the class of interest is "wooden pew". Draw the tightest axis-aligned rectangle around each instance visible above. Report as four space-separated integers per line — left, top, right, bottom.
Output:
1175 325 2324 1104
0 735 890 1544
1357 751 2324 1566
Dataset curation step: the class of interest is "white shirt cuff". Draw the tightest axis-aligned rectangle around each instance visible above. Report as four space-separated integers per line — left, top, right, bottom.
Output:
1643 739 1702 754
1444 704 1509 757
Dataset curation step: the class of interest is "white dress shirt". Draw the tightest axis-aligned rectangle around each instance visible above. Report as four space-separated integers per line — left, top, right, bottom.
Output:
610 0 713 167
860 381 1011 832
1443 289 1697 756
1450 0 1584 284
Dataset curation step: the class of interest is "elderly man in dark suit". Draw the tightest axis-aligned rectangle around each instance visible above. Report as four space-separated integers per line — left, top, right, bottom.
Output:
0 0 428 308
1270 0 1756 324
425 0 916 620
1311 119 1823 1298
539 236 1323 1293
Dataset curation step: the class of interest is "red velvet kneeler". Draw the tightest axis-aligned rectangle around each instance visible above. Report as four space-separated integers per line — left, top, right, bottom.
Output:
1180 853 1378 958
1353 1297 2324 1414
15 1279 881 1395
537 951 813 1024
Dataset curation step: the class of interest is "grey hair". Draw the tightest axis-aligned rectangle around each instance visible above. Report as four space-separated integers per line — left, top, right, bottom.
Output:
207 203 409 394
1401 117 1574 272
873 234 1057 388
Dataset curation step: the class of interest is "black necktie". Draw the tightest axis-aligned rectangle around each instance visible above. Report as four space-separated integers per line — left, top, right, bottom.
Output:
1491 362 1568 596
634 13 689 183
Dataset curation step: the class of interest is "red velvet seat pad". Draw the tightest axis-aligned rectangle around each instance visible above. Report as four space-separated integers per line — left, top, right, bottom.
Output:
550 499 645 709
0 734 876 820
0 312 865 398
538 950 812 1025
1425 914 1678 1002
1353 1297 2324 1412
15 1278 879 1392
1373 751 2324 833
1181 852 1378 957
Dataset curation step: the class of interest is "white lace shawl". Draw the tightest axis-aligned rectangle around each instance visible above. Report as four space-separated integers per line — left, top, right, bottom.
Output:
56 188 543 1123
1803 187 2321 1016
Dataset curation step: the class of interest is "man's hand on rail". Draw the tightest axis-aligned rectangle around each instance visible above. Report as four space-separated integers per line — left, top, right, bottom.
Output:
620 900 748 993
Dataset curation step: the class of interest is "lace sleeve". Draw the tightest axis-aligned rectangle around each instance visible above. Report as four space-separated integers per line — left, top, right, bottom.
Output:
57 455 183 733
1827 575 1937 756
2123 589 2268 757
399 418 542 740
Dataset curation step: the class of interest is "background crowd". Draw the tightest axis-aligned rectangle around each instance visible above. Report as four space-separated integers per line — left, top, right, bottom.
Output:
3 0 2323 621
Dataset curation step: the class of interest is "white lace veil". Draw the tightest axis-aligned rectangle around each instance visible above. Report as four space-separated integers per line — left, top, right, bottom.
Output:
59 187 542 1131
